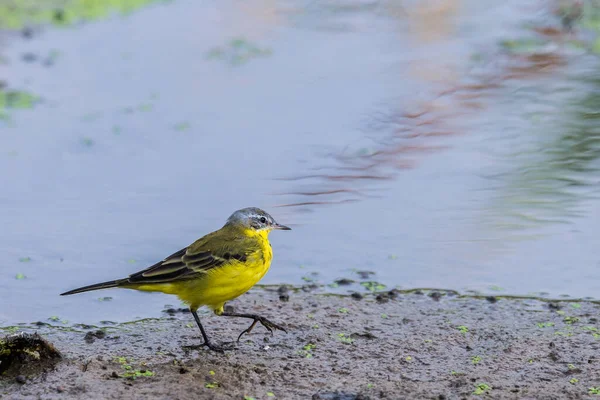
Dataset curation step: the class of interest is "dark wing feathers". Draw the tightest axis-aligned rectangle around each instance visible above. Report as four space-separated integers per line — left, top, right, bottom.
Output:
125 230 257 285
126 249 225 284
181 250 218 267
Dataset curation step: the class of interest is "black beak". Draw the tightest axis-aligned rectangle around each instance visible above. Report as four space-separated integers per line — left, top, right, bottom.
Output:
273 223 291 230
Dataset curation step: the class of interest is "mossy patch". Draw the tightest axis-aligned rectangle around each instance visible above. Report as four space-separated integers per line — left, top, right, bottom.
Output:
0 332 61 376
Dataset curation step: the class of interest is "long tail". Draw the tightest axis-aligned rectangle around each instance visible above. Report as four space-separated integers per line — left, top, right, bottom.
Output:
60 279 127 296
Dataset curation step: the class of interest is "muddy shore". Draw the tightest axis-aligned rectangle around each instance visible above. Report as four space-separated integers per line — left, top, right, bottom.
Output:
2 288 600 399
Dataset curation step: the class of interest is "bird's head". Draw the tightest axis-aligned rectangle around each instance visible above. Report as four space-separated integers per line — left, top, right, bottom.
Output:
225 207 291 234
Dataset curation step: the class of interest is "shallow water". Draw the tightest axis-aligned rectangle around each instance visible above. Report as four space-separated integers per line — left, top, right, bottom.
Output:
1 0 599 325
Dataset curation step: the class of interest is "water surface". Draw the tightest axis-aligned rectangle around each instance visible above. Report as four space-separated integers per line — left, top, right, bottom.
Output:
1 0 599 325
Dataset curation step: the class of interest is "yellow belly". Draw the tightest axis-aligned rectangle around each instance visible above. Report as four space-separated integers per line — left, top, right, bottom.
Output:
180 257 271 311
131 234 273 313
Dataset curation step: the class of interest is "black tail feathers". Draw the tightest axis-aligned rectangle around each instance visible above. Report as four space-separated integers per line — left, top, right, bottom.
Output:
60 279 126 296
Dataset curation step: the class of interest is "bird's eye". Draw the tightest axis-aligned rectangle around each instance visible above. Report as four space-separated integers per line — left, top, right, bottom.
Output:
260 217 267 224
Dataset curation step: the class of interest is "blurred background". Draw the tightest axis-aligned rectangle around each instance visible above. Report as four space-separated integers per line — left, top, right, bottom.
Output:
0 0 599 326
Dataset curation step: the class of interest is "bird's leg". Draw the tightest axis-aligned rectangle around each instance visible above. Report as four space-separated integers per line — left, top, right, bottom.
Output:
190 309 233 352
219 312 287 342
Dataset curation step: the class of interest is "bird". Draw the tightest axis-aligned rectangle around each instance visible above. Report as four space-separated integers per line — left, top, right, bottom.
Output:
60 207 291 352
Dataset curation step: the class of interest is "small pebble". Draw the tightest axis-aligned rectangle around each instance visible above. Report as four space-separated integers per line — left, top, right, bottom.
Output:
277 286 289 295
429 292 442 301
351 292 363 300
376 294 389 303
302 284 318 292
84 330 106 344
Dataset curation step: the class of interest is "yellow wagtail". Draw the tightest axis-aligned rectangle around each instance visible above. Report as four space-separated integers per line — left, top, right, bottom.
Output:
61 207 291 352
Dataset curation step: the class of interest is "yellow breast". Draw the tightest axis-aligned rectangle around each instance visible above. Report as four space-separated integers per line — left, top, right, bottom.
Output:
176 229 273 312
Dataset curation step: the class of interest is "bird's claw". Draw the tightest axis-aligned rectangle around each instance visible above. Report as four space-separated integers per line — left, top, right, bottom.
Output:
237 316 286 342
261 318 287 334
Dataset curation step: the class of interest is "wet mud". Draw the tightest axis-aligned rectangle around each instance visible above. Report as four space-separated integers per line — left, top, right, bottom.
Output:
2 288 600 399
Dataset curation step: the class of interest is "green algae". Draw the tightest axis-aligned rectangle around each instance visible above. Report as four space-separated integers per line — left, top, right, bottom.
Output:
457 325 469 334
206 37 271 66
0 90 38 112
0 326 20 334
0 88 39 121
536 322 555 328
336 333 353 345
0 0 173 30
113 356 155 380
473 383 492 395
298 343 315 358
361 281 386 292
173 121 190 132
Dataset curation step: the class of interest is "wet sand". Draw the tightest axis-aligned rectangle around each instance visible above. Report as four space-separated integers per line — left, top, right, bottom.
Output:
2 288 600 399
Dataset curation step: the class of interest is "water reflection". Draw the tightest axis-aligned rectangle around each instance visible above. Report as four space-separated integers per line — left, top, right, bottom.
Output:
276 0 469 209
486 72 600 233
277 6 594 235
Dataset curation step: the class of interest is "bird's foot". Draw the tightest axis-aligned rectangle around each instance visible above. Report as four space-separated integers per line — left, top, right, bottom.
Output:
204 341 235 353
237 316 287 342
183 341 235 353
